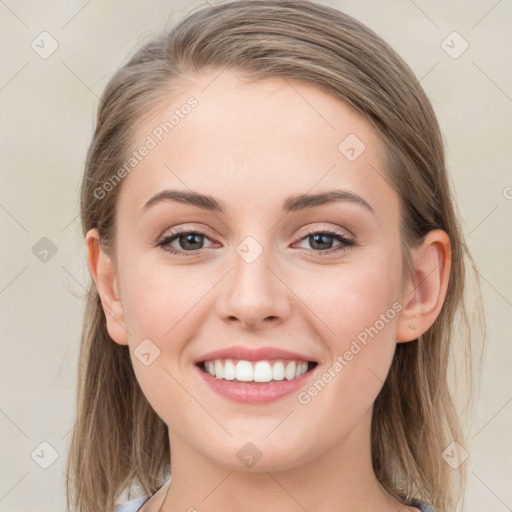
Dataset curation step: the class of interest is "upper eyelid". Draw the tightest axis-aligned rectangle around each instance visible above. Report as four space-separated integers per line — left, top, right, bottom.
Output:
295 225 353 240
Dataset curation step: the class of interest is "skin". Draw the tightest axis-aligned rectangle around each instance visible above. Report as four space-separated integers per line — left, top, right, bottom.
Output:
86 70 451 512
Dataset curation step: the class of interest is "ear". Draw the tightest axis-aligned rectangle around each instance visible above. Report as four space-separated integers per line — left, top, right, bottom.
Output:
85 228 129 345
396 229 452 343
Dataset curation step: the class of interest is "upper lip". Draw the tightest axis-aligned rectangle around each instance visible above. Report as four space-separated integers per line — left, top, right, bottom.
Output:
195 345 317 364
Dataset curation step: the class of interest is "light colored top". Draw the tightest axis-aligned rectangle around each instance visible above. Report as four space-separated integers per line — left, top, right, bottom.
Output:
114 496 149 512
114 491 438 512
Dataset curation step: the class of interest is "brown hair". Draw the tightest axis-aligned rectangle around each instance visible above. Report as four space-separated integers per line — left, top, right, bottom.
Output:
66 1 484 511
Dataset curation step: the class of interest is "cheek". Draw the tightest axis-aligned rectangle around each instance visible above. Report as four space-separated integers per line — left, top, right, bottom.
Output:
292 253 402 399
119 256 205 340
296 254 402 342
122 267 202 416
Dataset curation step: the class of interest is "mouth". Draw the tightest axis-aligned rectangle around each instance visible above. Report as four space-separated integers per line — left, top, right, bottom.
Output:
197 358 318 383
194 346 319 403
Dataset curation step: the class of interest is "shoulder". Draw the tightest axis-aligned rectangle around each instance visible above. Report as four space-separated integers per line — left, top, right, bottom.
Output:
113 495 150 512
115 473 170 512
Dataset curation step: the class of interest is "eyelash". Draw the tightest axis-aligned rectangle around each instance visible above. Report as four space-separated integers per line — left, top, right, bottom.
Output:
156 226 355 257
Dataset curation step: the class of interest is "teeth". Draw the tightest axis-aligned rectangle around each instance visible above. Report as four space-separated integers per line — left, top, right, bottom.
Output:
253 361 272 382
285 361 296 380
236 360 253 381
214 360 223 379
223 359 236 380
203 359 310 382
272 361 285 381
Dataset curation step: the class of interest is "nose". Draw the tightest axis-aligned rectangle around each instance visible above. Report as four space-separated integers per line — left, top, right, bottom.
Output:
216 245 292 330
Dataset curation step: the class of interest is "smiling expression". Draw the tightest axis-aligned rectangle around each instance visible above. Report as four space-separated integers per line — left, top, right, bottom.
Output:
100 69 410 471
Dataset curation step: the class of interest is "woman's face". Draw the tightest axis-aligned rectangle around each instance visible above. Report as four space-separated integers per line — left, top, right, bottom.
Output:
106 70 410 471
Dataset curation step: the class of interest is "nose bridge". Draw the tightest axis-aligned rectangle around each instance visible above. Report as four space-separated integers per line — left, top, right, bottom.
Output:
217 234 291 326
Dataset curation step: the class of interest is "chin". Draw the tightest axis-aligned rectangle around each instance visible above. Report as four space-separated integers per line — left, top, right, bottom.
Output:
198 436 316 474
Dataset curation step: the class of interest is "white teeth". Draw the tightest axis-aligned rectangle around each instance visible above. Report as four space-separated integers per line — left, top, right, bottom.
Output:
272 361 285 381
253 361 273 382
235 360 253 381
214 360 223 379
202 358 311 382
285 361 296 380
296 362 308 378
223 359 236 380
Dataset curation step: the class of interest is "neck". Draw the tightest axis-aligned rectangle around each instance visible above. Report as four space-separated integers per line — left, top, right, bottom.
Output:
158 408 409 512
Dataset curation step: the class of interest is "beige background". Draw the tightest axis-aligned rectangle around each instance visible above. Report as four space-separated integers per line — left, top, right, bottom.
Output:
1 0 511 510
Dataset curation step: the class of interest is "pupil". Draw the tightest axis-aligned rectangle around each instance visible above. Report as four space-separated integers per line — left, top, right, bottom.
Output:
181 234 203 250
311 234 332 250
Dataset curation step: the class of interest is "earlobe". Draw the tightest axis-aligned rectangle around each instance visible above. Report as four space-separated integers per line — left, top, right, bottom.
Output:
85 228 129 346
396 230 452 343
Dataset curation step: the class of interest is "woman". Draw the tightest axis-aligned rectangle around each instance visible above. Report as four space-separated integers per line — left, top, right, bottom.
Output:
66 1 482 511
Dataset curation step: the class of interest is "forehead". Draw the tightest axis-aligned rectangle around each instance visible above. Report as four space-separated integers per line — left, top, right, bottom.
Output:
117 69 397 220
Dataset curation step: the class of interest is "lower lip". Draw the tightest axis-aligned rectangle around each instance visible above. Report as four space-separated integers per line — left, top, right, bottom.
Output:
196 365 316 404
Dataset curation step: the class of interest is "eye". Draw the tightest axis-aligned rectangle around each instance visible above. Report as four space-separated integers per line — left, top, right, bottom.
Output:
156 225 355 257
293 227 355 255
156 228 215 256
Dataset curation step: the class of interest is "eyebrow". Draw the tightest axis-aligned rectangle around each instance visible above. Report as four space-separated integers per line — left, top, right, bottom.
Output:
141 188 374 214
